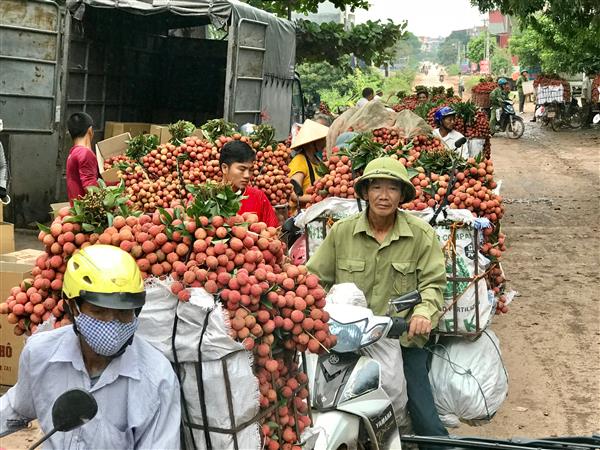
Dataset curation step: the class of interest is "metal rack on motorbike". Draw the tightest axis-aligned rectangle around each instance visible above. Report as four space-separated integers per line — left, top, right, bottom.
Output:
434 221 496 340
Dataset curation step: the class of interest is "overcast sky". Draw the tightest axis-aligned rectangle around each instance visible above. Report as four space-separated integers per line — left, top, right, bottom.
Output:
354 0 486 38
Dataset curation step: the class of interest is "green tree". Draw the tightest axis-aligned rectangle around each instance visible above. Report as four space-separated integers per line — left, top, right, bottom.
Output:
508 27 542 70
491 48 513 76
438 30 469 66
244 0 368 18
471 0 600 73
296 19 407 67
466 32 490 63
394 31 422 68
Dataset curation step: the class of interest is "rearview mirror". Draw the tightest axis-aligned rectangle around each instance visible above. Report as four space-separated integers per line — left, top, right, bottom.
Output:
454 137 467 149
52 389 98 432
28 389 97 450
389 290 422 313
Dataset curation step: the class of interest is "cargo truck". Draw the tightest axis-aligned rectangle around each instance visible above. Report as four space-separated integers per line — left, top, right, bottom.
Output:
0 0 304 226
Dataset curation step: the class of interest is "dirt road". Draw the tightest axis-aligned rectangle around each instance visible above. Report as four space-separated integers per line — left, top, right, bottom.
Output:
1 109 599 448
413 67 600 437
453 117 600 439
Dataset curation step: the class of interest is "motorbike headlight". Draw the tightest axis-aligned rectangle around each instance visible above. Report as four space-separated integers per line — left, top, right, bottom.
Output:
360 323 387 348
329 319 367 353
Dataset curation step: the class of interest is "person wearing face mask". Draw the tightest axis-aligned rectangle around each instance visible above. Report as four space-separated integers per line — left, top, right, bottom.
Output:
0 245 181 449
220 140 280 227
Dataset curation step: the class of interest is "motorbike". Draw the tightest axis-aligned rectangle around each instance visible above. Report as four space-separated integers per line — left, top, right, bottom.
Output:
307 290 421 450
0 388 97 450
491 99 524 139
538 98 584 131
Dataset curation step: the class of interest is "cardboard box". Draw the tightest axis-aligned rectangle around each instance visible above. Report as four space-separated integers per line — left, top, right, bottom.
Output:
95 132 131 184
50 201 70 218
1 249 44 266
105 122 151 139
0 261 32 386
0 222 15 254
0 313 26 386
150 124 172 144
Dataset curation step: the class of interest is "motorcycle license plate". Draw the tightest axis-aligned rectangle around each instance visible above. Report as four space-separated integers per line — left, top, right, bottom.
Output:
547 111 556 118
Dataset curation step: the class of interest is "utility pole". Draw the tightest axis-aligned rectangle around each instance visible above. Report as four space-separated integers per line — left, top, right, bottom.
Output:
484 18 491 73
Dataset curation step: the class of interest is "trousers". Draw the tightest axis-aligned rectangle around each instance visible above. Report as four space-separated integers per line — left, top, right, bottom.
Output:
402 345 448 450
518 92 525 113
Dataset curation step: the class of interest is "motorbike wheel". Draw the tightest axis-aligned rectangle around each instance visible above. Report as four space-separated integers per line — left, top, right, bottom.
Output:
507 117 524 139
568 112 583 129
550 117 560 132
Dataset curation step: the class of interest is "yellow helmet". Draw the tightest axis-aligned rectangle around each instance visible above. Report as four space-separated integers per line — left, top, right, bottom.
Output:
63 245 145 309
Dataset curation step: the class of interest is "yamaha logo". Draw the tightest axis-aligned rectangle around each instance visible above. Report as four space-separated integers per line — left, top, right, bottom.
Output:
329 354 340 364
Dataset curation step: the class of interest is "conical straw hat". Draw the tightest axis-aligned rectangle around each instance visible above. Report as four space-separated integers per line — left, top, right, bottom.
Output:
290 119 329 149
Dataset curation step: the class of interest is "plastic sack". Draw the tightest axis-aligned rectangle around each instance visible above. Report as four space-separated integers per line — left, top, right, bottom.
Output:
289 233 307 265
325 283 368 308
428 330 508 428
137 277 179 359
295 197 365 259
326 107 359 155
392 109 433 139
435 225 496 334
360 338 408 427
344 101 397 135
137 279 261 450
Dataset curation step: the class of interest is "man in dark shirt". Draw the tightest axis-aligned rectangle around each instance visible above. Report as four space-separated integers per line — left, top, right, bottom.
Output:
66 112 99 204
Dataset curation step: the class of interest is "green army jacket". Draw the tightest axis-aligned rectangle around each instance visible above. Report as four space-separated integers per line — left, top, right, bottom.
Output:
490 87 508 107
306 210 447 348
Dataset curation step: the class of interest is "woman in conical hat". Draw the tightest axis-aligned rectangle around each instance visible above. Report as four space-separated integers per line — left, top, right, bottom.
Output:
288 119 329 209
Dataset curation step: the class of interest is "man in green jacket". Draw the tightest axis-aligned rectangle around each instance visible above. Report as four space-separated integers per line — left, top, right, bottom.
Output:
516 70 529 113
306 157 448 445
489 78 511 132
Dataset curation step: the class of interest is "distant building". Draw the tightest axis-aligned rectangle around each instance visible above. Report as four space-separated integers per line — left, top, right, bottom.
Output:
488 10 513 49
291 1 355 28
418 36 444 53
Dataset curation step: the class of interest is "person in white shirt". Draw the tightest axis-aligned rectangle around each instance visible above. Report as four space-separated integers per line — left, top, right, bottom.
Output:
0 245 181 449
356 87 374 108
432 106 468 158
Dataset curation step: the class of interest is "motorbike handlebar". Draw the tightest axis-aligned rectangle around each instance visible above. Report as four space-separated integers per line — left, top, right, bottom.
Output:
387 317 409 339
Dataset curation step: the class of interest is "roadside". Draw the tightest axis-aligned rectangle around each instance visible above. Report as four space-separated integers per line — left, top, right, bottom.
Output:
454 121 600 438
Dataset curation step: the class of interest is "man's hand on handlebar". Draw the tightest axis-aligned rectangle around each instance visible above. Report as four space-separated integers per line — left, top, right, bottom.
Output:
408 315 432 338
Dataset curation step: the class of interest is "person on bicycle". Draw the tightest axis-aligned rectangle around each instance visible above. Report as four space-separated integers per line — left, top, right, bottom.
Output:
432 106 467 158
490 78 511 132
0 245 181 449
307 157 448 448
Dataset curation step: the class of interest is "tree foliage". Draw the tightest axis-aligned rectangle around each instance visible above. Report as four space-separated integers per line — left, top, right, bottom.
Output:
437 30 469 66
394 32 422 68
471 0 600 74
296 19 407 66
244 0 368 17
466 32 491 64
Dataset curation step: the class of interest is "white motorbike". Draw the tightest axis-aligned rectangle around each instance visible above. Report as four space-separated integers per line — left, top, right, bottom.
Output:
307 291 421 450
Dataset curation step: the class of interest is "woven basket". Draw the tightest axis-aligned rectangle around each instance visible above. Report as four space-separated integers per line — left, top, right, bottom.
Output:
471 91 491 108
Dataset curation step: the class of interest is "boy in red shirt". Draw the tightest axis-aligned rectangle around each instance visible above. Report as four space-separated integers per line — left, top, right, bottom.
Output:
220 140 280 228
66 112 99 204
